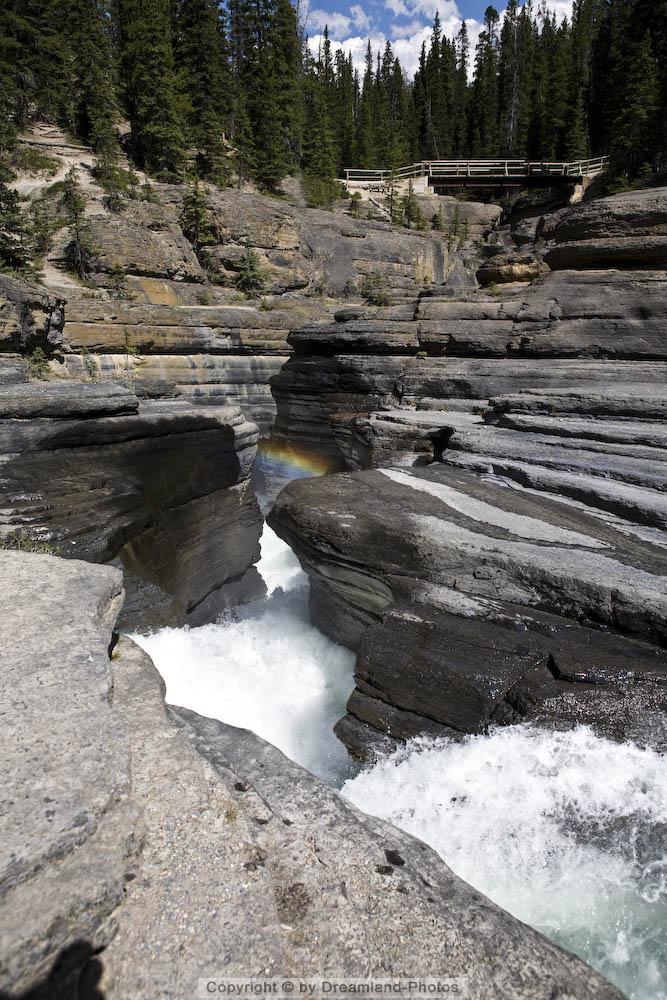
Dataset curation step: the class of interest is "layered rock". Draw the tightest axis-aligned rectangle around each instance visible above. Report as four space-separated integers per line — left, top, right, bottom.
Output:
269 465 667 757
0 550 622 999
268 185 667 758
0 381 263 628
0 273 65 352
4 125 505 439
540 186 667 269
270 188 667 472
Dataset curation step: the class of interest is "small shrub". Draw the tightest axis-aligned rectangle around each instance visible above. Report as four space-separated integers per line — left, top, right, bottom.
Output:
258 297 273 311
432 206 444 231
140 181 157 203
303 174 346 208
235 246 265 295
28 198 59 260
10 146 60 176
26 347 50 379
80 346 98 379
109 260 129 297
123 328 139 357
349 191 362 218
93 155 139 213
361 271 390 306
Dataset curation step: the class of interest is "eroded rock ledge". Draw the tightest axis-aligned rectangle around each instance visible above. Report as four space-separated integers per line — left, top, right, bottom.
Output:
0 551 622 999
269 465 667 758
0 381 263 629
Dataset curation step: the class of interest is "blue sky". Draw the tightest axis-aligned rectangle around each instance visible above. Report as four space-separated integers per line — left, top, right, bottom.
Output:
304 0 573 78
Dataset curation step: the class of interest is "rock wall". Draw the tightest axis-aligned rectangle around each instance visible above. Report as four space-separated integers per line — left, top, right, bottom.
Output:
5 126 501 439
0 550 622 999
268 186 667 758
0 381 263 629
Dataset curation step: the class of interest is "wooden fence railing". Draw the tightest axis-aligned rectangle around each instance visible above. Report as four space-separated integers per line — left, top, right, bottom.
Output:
343 156 610 184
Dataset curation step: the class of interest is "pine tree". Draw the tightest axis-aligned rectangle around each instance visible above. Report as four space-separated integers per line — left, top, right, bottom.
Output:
400 180 426 230
603 1 660 170
271 0 303 171
302 62 338 205
180 179 215 257
62 167 95 278
453 21 470 156
117 0 185 177
236 245 264 294
469 7 501 156
174 0 231 184
0 185 32 272
355 42 376 168
66 0 120 155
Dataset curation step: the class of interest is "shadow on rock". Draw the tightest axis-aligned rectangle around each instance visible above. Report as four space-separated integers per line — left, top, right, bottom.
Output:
0 941 105 1000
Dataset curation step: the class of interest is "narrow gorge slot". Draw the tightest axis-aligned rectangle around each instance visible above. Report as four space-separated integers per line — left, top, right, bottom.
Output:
134 481 667 1000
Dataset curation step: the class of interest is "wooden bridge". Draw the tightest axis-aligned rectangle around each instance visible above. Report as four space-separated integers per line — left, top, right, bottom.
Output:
344 157 610 192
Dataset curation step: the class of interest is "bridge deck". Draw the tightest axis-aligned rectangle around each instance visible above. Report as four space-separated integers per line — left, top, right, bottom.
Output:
344 157 609 188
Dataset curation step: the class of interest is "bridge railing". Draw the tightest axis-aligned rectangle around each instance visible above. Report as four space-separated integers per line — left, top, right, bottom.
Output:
344 156 609 184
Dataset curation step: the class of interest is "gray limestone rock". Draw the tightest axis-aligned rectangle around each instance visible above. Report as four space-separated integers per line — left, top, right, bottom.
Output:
0 273 65 354
269 464 667 753
0 382 263 628
0 551 623 1000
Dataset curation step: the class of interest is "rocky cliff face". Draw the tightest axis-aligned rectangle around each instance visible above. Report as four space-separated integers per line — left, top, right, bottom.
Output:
269 186 667 758
0 380 263 629
0 551 622 999
5 126 501 438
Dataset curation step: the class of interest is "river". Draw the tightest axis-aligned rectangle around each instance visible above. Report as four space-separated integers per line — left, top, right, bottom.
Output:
133 522 667 1000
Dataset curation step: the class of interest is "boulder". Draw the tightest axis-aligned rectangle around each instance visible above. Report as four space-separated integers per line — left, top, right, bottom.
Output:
82 210 206 284
476 251 546 286
0 550 623 999
539 188 667 269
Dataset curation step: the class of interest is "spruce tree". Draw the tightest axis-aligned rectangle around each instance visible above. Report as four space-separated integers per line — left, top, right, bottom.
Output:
469 7 500 156
117 0 185 177
66 0 120 155
174 0 231 184
0 186 32 272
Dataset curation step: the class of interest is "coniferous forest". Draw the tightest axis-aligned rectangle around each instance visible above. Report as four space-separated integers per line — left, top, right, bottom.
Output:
0 0 665 205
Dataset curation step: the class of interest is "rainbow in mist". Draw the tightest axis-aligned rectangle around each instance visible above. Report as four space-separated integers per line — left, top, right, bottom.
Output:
257 439 335 481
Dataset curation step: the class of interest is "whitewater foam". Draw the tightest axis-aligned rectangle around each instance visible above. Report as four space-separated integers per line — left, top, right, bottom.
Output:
132 518 667 998
133 526 356 783
342 726 667 1000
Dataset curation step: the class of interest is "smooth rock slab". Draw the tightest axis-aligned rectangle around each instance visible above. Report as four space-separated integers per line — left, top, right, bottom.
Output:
269 464 667 751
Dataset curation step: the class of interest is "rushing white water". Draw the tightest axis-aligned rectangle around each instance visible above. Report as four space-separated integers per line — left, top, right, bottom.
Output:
133 526 356 783
134 516 667 998
342 727 667 1000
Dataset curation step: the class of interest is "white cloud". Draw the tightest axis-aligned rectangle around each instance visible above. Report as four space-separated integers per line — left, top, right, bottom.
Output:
384 0 409 15
307 7 359 37
350 3 371 29
398 0 459 22
391 16 427 37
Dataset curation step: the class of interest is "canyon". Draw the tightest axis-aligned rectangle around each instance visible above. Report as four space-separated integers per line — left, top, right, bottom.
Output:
1 125 666 998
